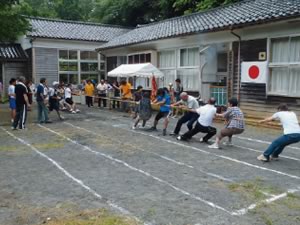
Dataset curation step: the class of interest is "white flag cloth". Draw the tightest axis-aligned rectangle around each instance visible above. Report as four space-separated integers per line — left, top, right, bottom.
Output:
241 61 267 83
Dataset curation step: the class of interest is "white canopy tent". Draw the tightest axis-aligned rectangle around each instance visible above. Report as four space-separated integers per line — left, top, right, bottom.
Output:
108 63 164 78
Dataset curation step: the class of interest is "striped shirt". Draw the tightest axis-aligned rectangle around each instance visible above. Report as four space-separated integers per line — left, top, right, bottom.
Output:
224 107 245 129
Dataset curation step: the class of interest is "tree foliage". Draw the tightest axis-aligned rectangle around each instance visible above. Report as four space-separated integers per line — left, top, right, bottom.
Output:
0 0 29 42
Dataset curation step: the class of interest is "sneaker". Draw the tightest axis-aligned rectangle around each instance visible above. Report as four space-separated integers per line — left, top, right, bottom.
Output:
270 155 279 161
11 127 17 130
71 111 76 114
200 138 208 143
148 127 157 131
162 129 167 136
169 133 178 136
62 107 67 110
60 116 65 120
223 141 233 146
257 154 269 162
176 136 182 141
75 109 80 113
45 120 53 124
208 143 219 149
132 126 136 130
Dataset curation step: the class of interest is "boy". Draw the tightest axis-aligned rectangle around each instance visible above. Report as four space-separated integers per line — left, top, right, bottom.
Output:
8 78 16 123
65 84 80 113
49 81 64 120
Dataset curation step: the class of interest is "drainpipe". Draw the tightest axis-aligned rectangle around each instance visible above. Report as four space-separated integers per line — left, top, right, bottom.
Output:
230 29 241 102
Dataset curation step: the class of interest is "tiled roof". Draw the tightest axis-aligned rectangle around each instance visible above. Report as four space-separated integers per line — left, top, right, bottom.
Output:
0 44 28 61
98 0 300 50
27 17 132 42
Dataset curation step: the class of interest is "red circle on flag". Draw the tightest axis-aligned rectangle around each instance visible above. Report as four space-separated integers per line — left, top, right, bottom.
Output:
248 65 260 79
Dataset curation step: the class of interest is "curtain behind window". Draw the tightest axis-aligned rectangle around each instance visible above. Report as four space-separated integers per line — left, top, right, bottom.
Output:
159 51 175 68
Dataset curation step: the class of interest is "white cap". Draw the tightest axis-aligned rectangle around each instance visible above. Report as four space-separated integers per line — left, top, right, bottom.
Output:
52 81 59 86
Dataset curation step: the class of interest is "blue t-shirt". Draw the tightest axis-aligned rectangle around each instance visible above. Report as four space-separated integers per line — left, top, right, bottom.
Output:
36 84 44 102
157 94 170 112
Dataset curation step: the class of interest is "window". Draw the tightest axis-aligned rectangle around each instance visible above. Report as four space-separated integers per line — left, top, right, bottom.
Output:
59 73 78 84
81 62 98 72
180 48 199 67
177 69 199 90
269 36 300 96
81 74 98 83
127 53 152 64
217 52 228 73
81 51 98 60
159 51 175 68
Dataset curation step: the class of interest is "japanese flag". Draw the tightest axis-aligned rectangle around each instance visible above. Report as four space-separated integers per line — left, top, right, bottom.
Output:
241 61 267 83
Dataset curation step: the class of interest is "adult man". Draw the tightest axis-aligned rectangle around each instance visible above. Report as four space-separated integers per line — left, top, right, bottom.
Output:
177 98 217 142
36 78 51 124
257 104 300 162
12 76 31 130
170 92 199 136
149 88 171 136
97 79 108 108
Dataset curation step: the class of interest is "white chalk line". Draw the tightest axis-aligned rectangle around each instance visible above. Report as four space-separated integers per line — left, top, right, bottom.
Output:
237 136 300 151
233 144 300 162
63 121 233 182
231 186 300 215
38 124 233 215
0 127 151 225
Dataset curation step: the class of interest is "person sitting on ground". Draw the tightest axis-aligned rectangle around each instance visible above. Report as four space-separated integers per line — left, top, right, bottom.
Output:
132 85 143 119
48 81 64 120
8 78 17 123
149 88 171 136
209 97 245 149
65 83 80 114
170 92 199 136
177 97 217 142
257 103 300 162
132 92 152 129
84 80 95 107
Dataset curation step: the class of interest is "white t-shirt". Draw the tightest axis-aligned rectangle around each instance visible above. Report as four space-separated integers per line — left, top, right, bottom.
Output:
65 87 72 99
180 96 199 109
272 111 300 135
8 85 15 98
196 104 217 127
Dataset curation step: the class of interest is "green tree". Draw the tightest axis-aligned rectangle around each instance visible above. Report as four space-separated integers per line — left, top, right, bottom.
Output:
0 0 30 42
55 0 82 21
21 0 58 18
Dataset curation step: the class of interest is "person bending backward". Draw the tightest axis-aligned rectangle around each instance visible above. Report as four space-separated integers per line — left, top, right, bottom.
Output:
257 104 300 162
65 84 80 114
209 97 245 149
149 88 171 136
177 98 217 142
170 92 199 136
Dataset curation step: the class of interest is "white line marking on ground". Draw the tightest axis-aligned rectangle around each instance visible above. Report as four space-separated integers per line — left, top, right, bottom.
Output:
38 124 233 215
232 187 300 215
0 127 151 225
233 144 300 162
63 122 233 182
126 129 300 180
237 136 300 151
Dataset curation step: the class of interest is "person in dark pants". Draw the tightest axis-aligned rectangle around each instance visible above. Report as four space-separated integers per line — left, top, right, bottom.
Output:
112 81 120 109
177 98 217 142
36 78 51 124
96 79 108 108
84 80 95 107
13 76 31 130
170 92 199 136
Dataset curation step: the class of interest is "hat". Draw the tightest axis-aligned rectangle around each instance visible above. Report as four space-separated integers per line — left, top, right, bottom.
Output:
53 81 59 86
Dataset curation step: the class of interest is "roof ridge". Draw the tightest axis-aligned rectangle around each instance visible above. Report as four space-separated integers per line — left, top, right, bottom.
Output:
137 0 255 28
26 16 133 30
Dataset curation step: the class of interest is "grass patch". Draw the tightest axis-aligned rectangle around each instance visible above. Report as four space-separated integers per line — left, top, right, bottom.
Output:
228 178 281 201
45 209 139 225
0 145 19 152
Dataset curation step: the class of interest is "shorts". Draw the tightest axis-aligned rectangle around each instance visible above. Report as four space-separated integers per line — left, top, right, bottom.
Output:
218 128 244 139
9 98 16 110
49 98 59 111
155 111 169 121
65 98 74 105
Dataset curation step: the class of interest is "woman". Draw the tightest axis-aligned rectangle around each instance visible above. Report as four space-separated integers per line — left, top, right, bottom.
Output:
208 97 245 149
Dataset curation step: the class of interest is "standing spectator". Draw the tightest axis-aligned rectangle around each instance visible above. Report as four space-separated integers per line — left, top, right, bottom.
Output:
84 80 95 107
48 81 64 120
119 80 132 112
112 80 120 109
8 78 17 123
149 88 171 136
177 98 217 142
170 92 199 136
96 79 108 108
209 98 245 149
12 76 31 130
257 104 300 162
36 78 51 124
25 80 33 106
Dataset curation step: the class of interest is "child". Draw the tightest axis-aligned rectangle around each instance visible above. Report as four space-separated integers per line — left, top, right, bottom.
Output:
65 84 80 113
132 92 152 129
49 81 64 120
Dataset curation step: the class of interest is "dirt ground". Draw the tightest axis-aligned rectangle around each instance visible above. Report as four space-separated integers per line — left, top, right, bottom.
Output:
0 103 299 225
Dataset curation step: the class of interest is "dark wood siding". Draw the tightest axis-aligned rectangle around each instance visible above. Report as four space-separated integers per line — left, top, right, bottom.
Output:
232 39 300 119
35 48 58 85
